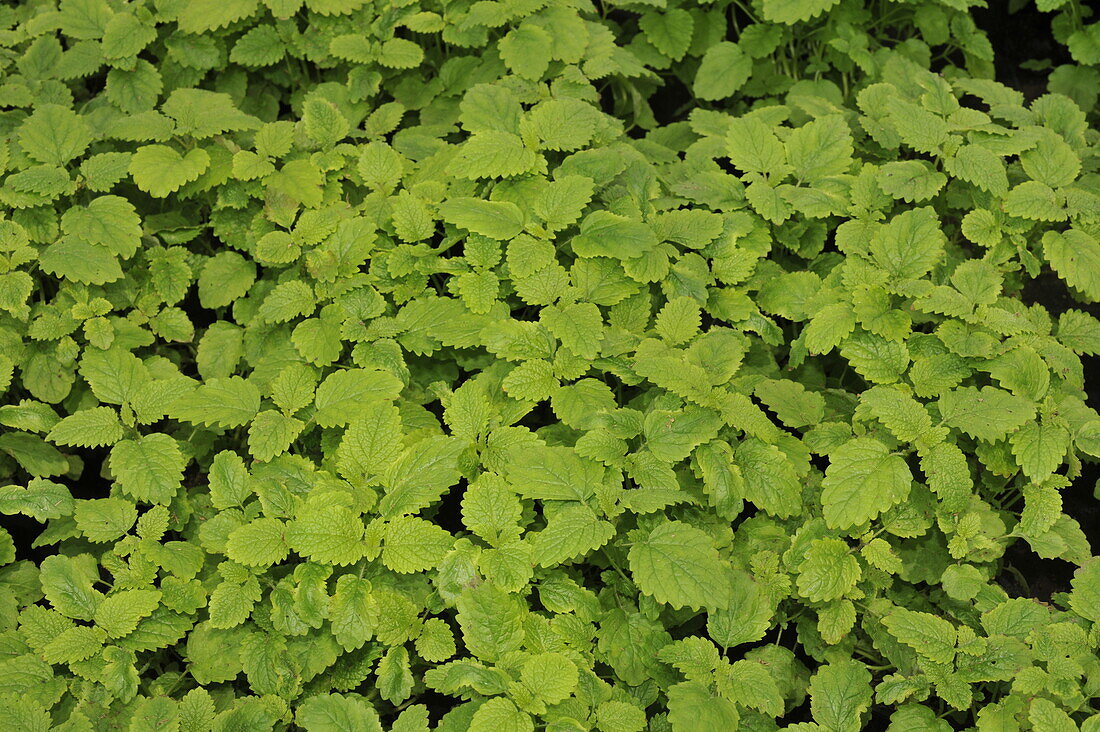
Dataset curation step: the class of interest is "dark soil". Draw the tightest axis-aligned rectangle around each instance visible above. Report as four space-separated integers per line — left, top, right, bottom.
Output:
973 2 1074 100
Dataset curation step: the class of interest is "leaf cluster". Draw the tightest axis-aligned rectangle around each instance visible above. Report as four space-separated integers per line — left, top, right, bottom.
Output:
0 0 1098 730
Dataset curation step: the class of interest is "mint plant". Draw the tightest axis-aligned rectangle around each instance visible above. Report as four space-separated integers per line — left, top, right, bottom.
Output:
0 0 1098 729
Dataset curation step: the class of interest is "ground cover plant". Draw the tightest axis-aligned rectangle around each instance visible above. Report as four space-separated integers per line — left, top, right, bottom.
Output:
0 0 1099 728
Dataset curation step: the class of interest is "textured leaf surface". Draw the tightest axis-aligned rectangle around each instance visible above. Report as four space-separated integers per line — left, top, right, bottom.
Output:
821 438 911 529
0 1 1096 726
628 521 733 610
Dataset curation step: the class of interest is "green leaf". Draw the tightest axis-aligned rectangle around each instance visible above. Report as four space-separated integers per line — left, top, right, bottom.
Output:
530 504 615 567
42 625 106 664
101 13 155 61
58 0 113 40
105 62 163 115
18 104 93 166
808 660 871 732
920 441 972 511
876 160 947 202
168 376 261 429
226 517 289 568
302 98 349 148
726 116 788 177
60 195 142 258
542 301 604 358
643 407 722 463
450 131 542 179
287 504 364 566
469 698 533 732
884 98 950 154
503 445 604 502
208 450 253 510
38 237 122 285
628 520 733 610
804 303 856 355
762 0 841 24
870 207 945 281
1069 558 1100 623
785 115 853 182
747 179 793 224
379 38 424 69
734 438 802 518
377 645 414 705
268 159 324 207
499 23 552 80
1003 181 1066 221
197 323 245 379
639 9 694 60
461 479 522 547
1057 310 1100 355
314 368 403 428
881 607 956 663
1029 699 1078 732
863 538 902 575
415 618 456 663
231 25 286 66
74 497 137 543
858 385 933 444
198 252 256 310
694 42 752 101
717 659 784 717
247 410 303 461
438 198 524 240
0 478 74 521
667 680 740 732
256 280 316 323
534 175 594 232
0 432 68 477
379 436 464 517
0 271 31 315
456 583 526 663
502 360 558 402
390 195 437 243
176 0 259 35
129 145 210 197
654 209 725 250
754 379 825 429
330 575 376 652
40 553 102 620
525 98 600 152
945 144 1009 196
522 652 579 704
356 141 404 190
336 399 403 482
109 434 187 505
572 211 659 260
178 689 217 731
382 516 454 573
1044 229 1100 301
1010 421 1069 482
47 406 123 448
821 437 911 530
797 537 861 602
94 588 161 638
296 694 383 732
1021 130 1081 188
937 386 1036 442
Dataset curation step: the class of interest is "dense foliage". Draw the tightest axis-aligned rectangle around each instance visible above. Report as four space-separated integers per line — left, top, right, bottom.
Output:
0 0 1099 728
